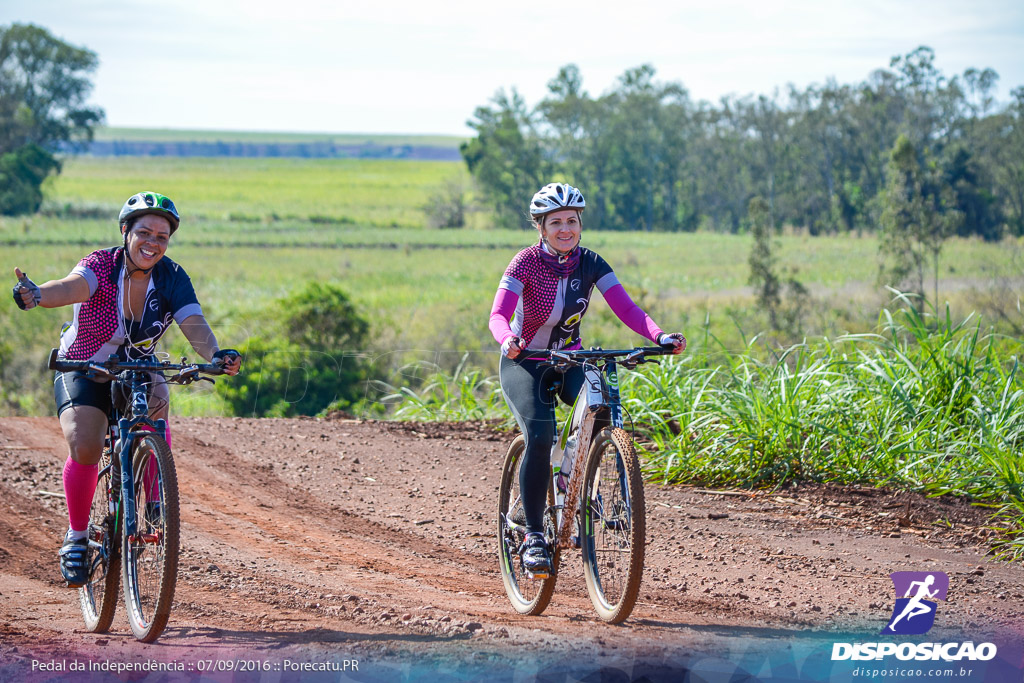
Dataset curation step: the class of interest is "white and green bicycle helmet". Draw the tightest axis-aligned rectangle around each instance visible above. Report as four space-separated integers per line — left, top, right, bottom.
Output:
118 192 180 234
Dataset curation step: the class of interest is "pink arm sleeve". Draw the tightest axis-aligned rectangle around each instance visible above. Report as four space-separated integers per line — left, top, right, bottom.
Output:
603 284 663 343
489 288 519 345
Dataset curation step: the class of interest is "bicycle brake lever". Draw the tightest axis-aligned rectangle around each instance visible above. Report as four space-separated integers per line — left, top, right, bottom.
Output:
198 377 215 385
85 363 115 381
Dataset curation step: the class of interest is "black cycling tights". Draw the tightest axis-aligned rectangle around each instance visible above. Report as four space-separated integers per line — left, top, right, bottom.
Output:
499 355 585 534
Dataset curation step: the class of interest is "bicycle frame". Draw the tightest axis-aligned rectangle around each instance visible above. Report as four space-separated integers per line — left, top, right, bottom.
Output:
537 346 669 551
552 360 623 551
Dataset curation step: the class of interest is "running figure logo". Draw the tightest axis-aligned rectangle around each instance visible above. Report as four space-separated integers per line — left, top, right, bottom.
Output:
881 571 949 635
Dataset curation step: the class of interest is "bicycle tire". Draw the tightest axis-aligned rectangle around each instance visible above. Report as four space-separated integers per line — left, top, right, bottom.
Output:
78 450 121 632
580 427 645 623
497 435 559 615
121 433 179 642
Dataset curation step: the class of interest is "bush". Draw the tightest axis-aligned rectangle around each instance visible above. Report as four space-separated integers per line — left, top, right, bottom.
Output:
422 177 467 229
216 283 374 416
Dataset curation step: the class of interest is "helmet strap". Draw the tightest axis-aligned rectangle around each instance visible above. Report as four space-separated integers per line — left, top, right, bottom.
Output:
541 235 570 260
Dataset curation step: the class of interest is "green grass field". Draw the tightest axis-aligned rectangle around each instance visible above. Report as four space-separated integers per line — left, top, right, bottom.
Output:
37 156 468 227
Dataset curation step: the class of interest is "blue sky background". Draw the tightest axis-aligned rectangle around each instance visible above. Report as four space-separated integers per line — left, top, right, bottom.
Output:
5 0 1024 136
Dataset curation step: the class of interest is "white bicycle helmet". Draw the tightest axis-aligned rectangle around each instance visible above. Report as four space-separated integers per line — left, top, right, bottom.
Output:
529 182 585 217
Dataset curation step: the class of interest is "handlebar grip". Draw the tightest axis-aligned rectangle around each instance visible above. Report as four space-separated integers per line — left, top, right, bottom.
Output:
48 348 59 371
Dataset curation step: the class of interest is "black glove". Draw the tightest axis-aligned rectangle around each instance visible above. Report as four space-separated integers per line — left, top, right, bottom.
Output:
212 348 241 365
12 272 41 310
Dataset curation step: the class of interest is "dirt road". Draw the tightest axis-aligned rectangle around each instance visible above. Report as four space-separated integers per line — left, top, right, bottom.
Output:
1 417 1022 681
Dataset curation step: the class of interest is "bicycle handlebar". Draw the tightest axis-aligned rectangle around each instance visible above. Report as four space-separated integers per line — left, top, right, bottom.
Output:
536 344 676 368
48 348 228 382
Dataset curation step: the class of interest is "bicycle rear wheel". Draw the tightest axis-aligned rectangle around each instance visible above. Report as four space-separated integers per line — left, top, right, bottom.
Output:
497 435 559 615
121 432 179 642
78 449 121 632
580 427 645 623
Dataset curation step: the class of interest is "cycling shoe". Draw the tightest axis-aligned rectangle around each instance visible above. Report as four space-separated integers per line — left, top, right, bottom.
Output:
520 532 552 577
59 534 90 587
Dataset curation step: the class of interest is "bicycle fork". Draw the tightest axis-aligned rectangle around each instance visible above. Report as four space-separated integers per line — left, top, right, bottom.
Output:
117 416 167 544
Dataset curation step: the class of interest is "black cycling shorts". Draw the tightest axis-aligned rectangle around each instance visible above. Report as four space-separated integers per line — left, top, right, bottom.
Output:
54 371 112 417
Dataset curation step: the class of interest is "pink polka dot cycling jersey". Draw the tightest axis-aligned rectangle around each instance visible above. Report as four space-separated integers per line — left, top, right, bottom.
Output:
67 250 119 360
500 245 616 350
60 247 202 362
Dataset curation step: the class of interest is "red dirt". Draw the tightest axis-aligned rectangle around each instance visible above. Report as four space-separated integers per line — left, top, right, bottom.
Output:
1 416 1022 676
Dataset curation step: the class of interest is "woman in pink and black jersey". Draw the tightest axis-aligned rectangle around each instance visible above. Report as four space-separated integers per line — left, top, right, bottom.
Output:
12 191 241 587
488 182 685 576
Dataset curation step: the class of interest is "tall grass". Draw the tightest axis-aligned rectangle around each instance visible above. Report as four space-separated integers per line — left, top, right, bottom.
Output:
373 353 508 422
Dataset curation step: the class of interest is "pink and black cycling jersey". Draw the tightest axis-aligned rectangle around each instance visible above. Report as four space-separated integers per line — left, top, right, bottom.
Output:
58 247 203 362
497 245 623 351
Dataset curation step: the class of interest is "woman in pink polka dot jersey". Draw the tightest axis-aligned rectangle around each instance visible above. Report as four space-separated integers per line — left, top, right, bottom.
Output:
12 191 241 587
488 182 686 576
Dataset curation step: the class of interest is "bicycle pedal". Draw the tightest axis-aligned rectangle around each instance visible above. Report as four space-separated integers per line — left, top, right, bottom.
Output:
525 570 550 580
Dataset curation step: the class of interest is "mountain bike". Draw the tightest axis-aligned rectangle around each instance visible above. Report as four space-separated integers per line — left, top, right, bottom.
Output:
497 344 673 624
48 349 231 643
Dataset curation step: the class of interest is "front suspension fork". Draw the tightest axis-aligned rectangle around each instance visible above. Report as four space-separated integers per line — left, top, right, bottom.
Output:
117 417 166 542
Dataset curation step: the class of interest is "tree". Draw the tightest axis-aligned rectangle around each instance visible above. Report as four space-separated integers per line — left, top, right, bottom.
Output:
986 87 1024 236
0 23 103 215
878 135 963 305
601 65 689 231
747 196 808 333
944 146 1002 241
0 143 60 214
460 89 550 229
747 197 781 328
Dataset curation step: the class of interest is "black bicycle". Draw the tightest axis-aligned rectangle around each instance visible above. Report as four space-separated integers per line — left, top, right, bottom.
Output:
49 349 230 642
498 345 673 623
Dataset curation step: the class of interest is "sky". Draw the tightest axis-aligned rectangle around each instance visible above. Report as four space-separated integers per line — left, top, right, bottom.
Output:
5 0 1024 136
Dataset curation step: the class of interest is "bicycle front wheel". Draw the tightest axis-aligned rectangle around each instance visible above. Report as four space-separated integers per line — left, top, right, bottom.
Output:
121 432 179 642
497 435 559 615
79 449 121 632
580 427 645 623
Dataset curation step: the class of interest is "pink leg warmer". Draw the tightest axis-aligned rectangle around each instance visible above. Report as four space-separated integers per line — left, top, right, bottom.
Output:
63 457 98 533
